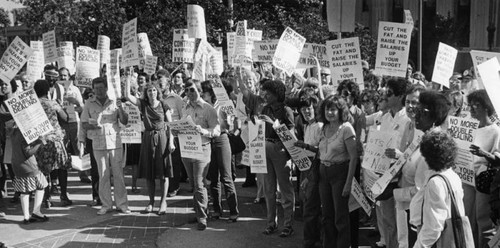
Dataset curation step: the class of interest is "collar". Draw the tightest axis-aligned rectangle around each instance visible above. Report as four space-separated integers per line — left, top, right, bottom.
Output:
90 97 111 106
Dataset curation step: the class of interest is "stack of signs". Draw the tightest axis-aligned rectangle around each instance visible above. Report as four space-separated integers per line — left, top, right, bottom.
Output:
97 35 111 70
447 116 479 186
252 40 278 63
122 18 139 68
42 30 57 64
375 21 412 77
187 4 207 40
248 120 266 173
326 37 363 87
137 33 153 69
469 50 500 84
273 121 312 171
297 43 329 69
120 102 143 144
0 37 33 84
172 29 195 63
108 48 122 99
144 55 158 76
75 46 100 88
227 32 236 66
57 41 75 75
167 116 204 160
5 89 54 144
431 42 458 88
27 41 44 83
272 27 306 76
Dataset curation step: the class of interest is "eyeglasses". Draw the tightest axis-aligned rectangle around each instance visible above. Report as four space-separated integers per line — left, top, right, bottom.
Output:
185 87 197 93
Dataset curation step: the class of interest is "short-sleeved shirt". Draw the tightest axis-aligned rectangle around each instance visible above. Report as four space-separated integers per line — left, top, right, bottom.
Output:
182 98 219 144
380 108 411 152
81 97 124 150
319 122 355 163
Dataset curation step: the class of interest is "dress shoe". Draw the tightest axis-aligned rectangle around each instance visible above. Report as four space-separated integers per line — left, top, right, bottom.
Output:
80 176 92 184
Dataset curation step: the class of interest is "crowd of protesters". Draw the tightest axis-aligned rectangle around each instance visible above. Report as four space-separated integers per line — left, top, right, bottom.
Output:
1 53 499 248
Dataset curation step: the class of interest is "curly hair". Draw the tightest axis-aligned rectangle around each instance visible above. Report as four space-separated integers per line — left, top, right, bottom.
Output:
467 89 495 117
419 91 450 127
386 77 408 97
318 95 352 124
34 80 50 97
360 90 380 110
261 80 286 103
337 79 360 106
420 130 457 171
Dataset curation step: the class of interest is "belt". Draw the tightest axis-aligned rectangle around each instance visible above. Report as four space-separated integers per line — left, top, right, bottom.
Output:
321 160 349 167
266 138 281 143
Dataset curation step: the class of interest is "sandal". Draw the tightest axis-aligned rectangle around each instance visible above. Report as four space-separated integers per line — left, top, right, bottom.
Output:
279 226 294 237
262 225 277 235
31 214 49 222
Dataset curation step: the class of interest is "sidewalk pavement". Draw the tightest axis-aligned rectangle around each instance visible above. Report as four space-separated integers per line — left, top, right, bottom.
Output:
0 166 377 248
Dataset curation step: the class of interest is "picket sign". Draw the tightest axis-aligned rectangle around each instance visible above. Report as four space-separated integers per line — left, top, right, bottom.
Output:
121 18 139 67
431 42 458 88
120 102 142 144
75 46 100 88
187 4 207 40
404 10 414 26
477 57 500 119
447 116 479 186
374 21 412 77
371 136 422 196
57 41 75 75
326 37 363 87
5 89 54 144
272 27 306 76
42 30 57 63
167 116 204 160
349 178 372 216
249 120 267 173
272 121 312 171
144 55 158 76
0 37 33 84
469 50 500 84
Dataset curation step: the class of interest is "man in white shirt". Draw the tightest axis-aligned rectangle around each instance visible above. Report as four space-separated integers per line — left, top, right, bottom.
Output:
376 78 411 248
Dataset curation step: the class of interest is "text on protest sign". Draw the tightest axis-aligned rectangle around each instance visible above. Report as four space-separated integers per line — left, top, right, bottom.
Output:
137 33 153 69
234 20 248 59
57 41 75 75
273 27 307 76
227 32 236 66
178 130 205 160
375 21 412 77
210 47 224 76
5 89 54 144
470 50 500 83
0 37 33 84
432 42 458 88
362 130 395 174
477 57 500 118
97 35 111 69
30 41 43 52
122 18 139 67
249 120 267 173
349 178 372 215
120 102 142 144
187 4 207 40
297 43 329 69
448 116 479 186
273 123 312 171
252 40 278 63
404 10 414 26
172 29 195 63
144 55 158 76
27 41 45 83
75 46 100 88
42 30 57 63
108 49 122 99
362 168 378 202
327 37 363 86
207 75 235 115
371 136 422 196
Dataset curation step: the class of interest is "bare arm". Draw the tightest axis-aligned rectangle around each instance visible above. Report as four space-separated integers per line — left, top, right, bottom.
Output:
124 75 140 106
343 136 359 197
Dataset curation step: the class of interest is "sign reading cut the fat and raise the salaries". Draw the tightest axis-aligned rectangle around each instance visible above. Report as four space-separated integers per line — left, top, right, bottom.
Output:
167 116 204 160
5 89 54 144
374 21 412 78
326 37 363 86
272 27 306 76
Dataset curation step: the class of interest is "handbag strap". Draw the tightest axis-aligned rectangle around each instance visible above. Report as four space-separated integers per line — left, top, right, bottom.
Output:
426 173 466 248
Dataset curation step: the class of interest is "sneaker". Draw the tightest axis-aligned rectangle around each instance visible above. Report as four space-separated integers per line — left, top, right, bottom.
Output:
279 226 294 237
97 208 108 215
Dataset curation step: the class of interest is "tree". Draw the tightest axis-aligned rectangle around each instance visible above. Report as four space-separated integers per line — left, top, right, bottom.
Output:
0 8 10 28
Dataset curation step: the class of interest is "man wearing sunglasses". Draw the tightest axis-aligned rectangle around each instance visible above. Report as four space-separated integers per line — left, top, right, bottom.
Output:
375 78 411 248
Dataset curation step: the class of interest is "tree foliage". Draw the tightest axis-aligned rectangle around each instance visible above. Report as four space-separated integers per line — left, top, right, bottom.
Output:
0 8 10 28
19 0 377 71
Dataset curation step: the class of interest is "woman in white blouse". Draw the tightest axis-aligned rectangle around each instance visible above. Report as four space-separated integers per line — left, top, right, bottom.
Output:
413 130 466 248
